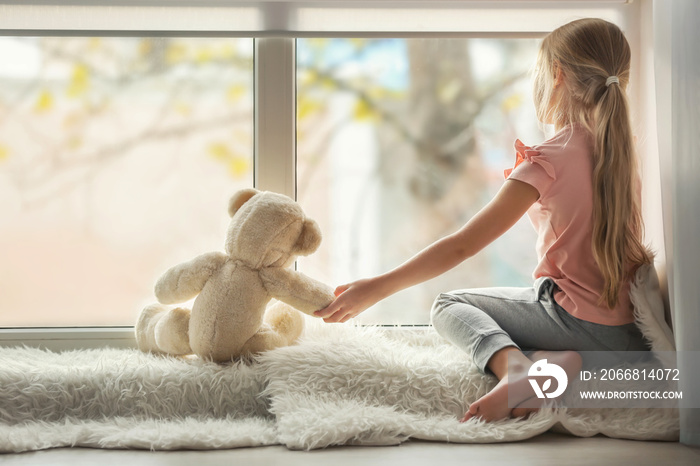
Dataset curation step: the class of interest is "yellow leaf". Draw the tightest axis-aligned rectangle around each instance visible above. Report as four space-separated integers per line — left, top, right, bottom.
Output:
34 89 54 113
0 144 9 162
353 99 377 122
175 101 191 116
299 70 317 87
298 97 322 120
208 142 231 161
319 76 336 90
501 93 523 112
438 79 461 104
349 38 367 50
208 142 250 179
66 136 83 150
226 84 246 103
220 44 236 60
300 70 334 89
307 38 329 50
228 156 250 178
367 87 403 102
367 87 386 100
166 43 187 65
139 39 153 58
196 48 213 64
89 38 102 50
67 64 90 98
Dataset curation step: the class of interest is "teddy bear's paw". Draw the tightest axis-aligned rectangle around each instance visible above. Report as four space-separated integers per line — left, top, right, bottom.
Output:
239 326 287 357
154 307 192 355
264 300 304 345
135 303 170 353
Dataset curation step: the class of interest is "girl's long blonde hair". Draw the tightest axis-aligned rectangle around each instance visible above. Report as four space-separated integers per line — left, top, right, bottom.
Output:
533 18 652 309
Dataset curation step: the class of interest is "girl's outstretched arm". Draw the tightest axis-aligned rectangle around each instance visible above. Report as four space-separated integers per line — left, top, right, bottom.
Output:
314 179 539 323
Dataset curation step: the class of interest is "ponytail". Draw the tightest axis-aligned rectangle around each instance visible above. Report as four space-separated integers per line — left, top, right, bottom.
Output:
591 80 651 309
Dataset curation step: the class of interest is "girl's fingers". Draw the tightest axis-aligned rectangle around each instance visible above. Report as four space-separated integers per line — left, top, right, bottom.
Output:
317 282 365 322
323 308 352 323
334 284 350 297
329 311 348 323
314 303 337 318
316 285 351 318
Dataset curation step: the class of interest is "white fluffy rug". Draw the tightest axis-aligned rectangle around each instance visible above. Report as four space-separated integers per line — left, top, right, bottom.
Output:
0 320 679 453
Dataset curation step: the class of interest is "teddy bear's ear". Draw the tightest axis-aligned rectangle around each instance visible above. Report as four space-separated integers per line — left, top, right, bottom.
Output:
228 188 259 217
293 218 322 256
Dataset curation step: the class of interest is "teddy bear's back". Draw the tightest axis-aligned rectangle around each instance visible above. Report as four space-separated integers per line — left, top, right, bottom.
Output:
189 259 269 361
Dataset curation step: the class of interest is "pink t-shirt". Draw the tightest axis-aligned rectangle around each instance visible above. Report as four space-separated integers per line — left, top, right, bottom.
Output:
504 124 634 326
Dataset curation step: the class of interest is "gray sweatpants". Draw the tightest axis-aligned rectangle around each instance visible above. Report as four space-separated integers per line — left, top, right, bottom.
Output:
430 277 650 374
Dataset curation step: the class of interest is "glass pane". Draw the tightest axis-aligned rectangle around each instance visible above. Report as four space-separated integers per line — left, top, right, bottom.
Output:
297 38 542 324
0 37 253 327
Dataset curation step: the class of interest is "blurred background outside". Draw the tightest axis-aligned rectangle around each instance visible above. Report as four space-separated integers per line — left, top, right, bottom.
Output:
0 37 254 326
0 37 542 326
296 38 542 324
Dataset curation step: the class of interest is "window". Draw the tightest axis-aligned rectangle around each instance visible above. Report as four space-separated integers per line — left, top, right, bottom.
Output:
0 37 254 326
0 1 640 344
296 38 541 324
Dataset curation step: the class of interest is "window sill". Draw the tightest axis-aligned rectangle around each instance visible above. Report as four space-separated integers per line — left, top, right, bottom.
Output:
0 325 431 352
0 327 137 351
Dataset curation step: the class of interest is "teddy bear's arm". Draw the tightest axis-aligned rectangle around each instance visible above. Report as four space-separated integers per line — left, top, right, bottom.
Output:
260 268 335 315
155 251 228 304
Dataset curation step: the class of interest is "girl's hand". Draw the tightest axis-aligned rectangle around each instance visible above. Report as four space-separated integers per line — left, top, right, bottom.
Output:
313 278 385 323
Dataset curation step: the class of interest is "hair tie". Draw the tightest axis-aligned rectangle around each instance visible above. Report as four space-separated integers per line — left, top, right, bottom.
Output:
605 76 620 87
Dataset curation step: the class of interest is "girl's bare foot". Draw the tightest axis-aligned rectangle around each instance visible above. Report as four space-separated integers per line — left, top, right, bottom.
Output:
460 351 534 422
511 350 582 419
461 350 582 423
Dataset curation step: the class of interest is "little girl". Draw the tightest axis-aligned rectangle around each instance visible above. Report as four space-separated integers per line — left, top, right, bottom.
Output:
315 18 652 422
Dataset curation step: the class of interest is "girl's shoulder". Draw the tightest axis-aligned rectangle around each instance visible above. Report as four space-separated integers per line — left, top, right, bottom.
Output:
506 124 593 190
533 123 593 157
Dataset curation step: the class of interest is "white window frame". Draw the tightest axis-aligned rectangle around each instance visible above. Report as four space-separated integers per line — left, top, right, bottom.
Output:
0 0 647 350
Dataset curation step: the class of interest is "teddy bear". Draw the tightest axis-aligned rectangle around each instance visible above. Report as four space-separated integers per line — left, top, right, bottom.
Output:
135 188 335 362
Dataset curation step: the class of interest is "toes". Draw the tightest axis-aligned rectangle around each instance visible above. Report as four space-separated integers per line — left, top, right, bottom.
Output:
459 404 479 423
